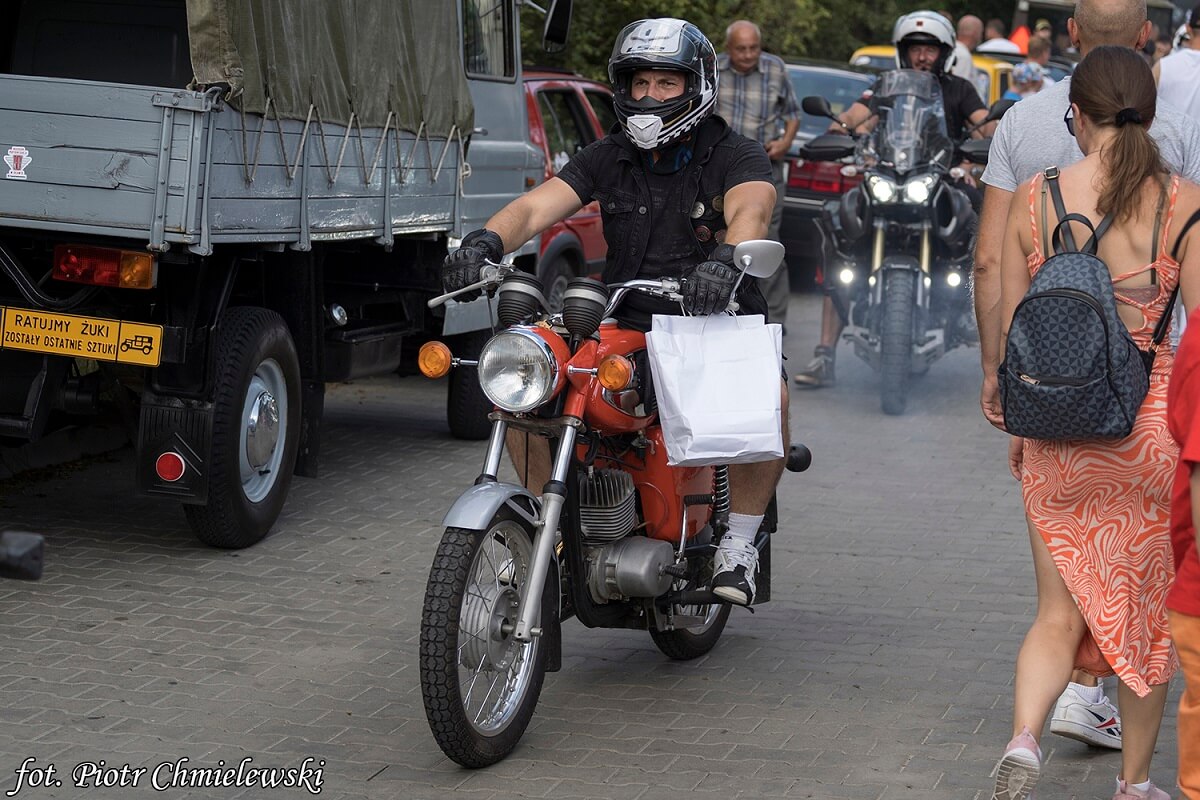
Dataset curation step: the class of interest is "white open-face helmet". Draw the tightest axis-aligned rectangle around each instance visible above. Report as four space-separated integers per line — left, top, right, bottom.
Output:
892 10 956 73
608 18 718 150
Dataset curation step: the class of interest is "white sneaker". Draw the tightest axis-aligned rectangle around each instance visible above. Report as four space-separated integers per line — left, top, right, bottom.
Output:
712 538 758 606
1049 684 1122 750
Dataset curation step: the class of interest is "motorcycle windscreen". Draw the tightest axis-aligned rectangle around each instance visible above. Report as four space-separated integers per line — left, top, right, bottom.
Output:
870 70 952 173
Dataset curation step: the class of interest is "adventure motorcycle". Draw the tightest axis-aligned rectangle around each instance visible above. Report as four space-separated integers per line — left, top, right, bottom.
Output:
416 241 810 767
800 70 1010 414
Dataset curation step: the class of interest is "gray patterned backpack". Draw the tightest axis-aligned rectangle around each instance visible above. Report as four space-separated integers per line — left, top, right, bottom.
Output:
999 168 1176 441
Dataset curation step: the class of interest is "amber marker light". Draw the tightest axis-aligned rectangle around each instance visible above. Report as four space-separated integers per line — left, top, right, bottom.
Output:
597 354 634 391
119 251 156 289
418 341 453 378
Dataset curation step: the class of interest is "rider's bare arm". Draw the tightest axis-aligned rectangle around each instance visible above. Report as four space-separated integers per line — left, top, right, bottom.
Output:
484 177 585 253
722 180 776 243
832 101 875 135
966 108 994 139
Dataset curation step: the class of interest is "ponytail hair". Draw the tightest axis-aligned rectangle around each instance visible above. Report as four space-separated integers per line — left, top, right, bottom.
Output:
1068 45 1165 223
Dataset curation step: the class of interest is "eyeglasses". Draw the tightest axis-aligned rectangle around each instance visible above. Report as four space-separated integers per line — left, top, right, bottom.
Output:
1064 107 1075 137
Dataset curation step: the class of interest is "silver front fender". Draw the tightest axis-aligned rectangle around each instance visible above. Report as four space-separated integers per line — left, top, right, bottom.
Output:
442 481 541 531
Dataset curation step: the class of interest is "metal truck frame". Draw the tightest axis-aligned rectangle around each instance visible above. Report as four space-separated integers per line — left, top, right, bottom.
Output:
0 0 572 548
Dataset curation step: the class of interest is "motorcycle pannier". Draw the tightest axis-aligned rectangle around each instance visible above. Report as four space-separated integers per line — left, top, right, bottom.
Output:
645 314 783 466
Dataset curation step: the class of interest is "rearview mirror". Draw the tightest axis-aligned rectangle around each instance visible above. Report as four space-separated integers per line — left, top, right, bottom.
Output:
732 240 785 279
986 98 1015 122
542 0 572 53
801 96 836 120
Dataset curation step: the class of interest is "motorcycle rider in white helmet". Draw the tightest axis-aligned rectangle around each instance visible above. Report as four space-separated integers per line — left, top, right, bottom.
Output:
792 9 994 389
441 18 785 606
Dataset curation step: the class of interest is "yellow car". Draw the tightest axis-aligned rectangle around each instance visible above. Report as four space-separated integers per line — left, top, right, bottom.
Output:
848 45 1012 106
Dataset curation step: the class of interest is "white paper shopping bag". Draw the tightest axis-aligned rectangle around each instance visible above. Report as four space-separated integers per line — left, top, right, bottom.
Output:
645 314 783 466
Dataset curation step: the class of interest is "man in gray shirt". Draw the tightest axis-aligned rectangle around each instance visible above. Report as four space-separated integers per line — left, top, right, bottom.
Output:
972 0 1200 754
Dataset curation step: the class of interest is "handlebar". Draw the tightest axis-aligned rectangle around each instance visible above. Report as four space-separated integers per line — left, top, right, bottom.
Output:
430 258 741 317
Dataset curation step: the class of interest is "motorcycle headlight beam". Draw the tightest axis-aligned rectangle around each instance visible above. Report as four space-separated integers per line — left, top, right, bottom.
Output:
902 174 938 204
838 268 856 285
477 329 562 413
866 175 898 204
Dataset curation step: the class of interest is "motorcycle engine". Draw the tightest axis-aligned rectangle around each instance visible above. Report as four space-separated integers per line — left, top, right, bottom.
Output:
578 468 638 545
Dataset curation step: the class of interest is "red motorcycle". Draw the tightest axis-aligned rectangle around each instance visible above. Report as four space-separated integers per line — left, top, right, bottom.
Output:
417 240 810 767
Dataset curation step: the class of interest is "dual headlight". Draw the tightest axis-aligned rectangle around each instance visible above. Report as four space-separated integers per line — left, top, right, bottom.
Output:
477 329 562 412
865 173 939 205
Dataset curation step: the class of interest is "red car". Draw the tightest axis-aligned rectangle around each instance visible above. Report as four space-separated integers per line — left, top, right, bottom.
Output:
523 68 614 308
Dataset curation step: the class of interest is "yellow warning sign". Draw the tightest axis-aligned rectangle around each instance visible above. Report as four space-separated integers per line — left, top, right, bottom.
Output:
0 307 162 366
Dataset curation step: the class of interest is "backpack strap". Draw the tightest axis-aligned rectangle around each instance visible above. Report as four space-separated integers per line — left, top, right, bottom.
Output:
1044 166 1114 255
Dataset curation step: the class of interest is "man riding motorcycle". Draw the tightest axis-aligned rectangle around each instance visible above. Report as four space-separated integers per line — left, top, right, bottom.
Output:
441 18 787 606
793 9 993 388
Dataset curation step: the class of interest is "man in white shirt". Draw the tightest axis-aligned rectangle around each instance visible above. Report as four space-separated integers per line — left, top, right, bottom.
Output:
1154 5 1200 121
976 17 1022 53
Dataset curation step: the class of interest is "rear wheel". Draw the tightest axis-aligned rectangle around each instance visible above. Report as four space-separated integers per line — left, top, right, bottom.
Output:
879 270 916 416
649 555 731 660
185 307 300 549
420 509 547 767
538 255 573 314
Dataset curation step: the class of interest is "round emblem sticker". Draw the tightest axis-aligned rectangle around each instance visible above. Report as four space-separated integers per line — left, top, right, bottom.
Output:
711 194 724 213
690 201 705 219
694 225 712 242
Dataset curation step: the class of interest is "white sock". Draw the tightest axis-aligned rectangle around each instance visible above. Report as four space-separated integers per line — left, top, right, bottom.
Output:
724 513 763 547
1070 681 1105 703
1118 777 1153 794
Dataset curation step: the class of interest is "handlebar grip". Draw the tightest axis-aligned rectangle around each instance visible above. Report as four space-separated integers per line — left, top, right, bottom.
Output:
682 494 714 507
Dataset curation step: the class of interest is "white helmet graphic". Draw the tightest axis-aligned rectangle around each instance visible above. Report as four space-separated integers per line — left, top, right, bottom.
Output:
608 18 718 150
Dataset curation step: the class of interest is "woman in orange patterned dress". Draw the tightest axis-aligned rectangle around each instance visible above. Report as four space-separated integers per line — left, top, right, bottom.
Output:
991 46 1200 800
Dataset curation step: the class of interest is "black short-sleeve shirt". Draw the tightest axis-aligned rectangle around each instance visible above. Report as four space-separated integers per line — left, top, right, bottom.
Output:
556 116 772 287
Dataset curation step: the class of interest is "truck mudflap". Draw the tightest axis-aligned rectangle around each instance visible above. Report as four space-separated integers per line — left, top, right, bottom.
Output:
135 391 213 502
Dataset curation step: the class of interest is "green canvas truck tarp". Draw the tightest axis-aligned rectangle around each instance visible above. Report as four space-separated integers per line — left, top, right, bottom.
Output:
186 0 473 135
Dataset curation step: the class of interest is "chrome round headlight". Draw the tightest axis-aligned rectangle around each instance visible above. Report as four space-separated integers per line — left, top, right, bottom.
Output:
477 329 560 412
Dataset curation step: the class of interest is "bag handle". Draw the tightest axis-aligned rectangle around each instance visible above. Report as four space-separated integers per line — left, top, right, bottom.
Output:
1044 167 1115 255
1144 207 1200 358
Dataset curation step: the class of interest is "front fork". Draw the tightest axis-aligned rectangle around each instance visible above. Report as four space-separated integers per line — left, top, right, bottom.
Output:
511 423 578 643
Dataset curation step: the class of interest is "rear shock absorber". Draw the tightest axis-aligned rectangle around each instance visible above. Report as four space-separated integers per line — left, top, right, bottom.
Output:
711 465 731 540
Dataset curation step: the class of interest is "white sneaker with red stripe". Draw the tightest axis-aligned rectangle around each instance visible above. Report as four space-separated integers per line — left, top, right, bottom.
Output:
1049 684 1122 750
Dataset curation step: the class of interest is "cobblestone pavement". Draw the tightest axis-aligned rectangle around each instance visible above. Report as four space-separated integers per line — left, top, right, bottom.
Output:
0 293 1182 800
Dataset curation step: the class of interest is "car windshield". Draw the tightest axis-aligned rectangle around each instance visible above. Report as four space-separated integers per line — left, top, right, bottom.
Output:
867 69 951 173
789 66 874 138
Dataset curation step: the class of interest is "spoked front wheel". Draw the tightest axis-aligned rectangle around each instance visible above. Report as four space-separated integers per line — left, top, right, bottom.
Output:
420 509 547 767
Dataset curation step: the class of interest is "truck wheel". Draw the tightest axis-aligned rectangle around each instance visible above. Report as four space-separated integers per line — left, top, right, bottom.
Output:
185 307 301 548
447 331 493 441
539 255 573 314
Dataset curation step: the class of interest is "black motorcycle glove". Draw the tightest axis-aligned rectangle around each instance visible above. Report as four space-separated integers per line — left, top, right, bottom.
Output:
442 229 505 295
682 244 739 315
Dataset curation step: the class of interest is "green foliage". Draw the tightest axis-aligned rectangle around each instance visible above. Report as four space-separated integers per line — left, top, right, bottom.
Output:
520 0 1020 76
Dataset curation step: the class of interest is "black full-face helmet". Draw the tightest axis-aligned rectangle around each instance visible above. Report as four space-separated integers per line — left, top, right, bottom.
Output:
607 18 718 150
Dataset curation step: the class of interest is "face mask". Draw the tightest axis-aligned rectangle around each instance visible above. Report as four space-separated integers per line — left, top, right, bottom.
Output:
625 115 664 149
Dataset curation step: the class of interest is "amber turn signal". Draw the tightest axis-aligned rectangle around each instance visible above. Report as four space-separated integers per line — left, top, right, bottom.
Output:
418 341 453 378
597 355 634 391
